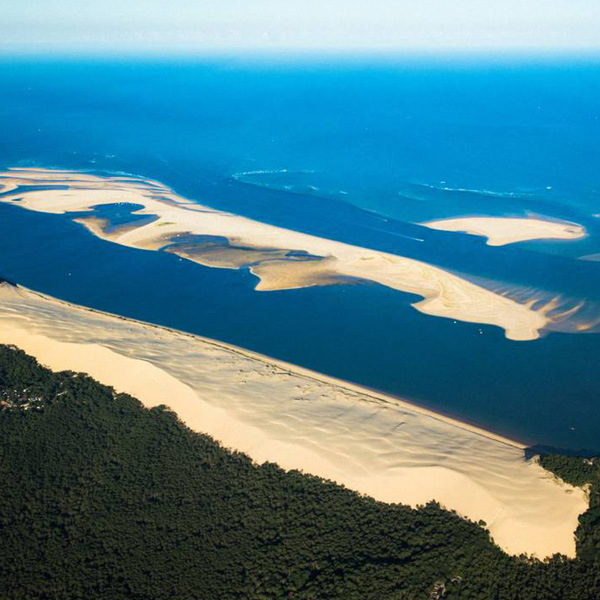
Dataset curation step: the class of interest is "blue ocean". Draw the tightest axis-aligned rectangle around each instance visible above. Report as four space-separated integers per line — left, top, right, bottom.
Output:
0 57 599 451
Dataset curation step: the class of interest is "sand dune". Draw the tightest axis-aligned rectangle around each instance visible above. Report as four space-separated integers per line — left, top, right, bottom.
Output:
422 216 586 246
0 282 587 558
0 168 562 341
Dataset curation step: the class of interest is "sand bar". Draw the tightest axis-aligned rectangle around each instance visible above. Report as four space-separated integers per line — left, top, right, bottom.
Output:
422 216 586 246
0 168 564 341
0 282 587 558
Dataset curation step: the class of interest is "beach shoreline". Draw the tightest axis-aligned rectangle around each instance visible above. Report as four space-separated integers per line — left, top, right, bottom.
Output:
0 281 587 558
23 283 526 450
422 216 587 246
0 168 561 341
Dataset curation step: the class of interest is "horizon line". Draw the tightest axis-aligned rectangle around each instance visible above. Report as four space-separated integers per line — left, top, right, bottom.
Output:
2 46 600 65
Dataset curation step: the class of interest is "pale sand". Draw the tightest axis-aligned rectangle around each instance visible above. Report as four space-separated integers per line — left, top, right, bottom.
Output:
0 168 562 341
422 216 586 246
0 282 587 558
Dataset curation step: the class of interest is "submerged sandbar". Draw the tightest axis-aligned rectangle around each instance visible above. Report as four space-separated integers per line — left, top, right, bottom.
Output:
0 168 568 341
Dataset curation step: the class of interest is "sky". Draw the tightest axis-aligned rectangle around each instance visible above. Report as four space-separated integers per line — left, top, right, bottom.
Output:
2 0 600 56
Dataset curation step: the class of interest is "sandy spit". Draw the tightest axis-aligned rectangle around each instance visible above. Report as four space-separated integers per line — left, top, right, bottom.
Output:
422 216 586 246
0 282 587 558
0 168 562 341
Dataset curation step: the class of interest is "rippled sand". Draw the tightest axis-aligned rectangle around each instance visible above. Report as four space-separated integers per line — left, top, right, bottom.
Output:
0 283 587 558
0 168 562 340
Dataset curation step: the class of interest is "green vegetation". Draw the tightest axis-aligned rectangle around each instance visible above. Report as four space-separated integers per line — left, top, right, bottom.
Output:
1 343 599 600
539 454 600 565
538 454 599 490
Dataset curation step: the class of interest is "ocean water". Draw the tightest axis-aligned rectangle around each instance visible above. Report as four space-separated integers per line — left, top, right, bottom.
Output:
0 57 599 451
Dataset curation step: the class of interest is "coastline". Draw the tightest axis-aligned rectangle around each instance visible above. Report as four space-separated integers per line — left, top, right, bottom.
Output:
0 281 587 558
422 216 587 246
25 284 526 451
0 168 560 341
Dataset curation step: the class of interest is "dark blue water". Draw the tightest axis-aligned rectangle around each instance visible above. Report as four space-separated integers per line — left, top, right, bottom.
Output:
0 57 599 451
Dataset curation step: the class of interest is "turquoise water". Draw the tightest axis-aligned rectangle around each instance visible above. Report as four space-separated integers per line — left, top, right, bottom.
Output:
0 58 599 451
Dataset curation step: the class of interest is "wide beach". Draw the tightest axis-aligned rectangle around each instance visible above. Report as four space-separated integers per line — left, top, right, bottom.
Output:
0 281 587 558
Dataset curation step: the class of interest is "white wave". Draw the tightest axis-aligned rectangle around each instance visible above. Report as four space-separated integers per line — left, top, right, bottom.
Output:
414 182 520 199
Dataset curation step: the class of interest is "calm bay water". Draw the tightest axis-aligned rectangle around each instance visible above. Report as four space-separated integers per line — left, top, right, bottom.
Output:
0 58 599 450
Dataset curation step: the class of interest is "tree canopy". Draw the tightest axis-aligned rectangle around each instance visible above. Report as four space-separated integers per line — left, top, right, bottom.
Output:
1 344 599 600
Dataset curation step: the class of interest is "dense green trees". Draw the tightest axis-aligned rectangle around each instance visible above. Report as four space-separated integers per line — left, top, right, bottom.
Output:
1 344 599 600
539 454 600 565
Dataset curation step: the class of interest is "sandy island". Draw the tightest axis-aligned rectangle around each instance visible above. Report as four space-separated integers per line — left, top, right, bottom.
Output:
0 282 587 558
0 168 567 341
422 216 586 246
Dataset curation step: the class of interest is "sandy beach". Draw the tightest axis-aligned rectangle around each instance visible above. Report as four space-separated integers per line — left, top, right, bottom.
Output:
0 282 587 558
0 168 564 341
422 216 586 246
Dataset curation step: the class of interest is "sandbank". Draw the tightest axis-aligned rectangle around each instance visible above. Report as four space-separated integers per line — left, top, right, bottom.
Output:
0 168 563 341
422 216 586 246
0 282 587 558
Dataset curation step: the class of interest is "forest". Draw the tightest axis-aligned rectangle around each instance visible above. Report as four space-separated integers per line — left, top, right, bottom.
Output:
1 343 599 600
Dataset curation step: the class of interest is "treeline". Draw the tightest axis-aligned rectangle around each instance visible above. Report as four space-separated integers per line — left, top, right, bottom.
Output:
0 343 599 600
539 454 600 565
